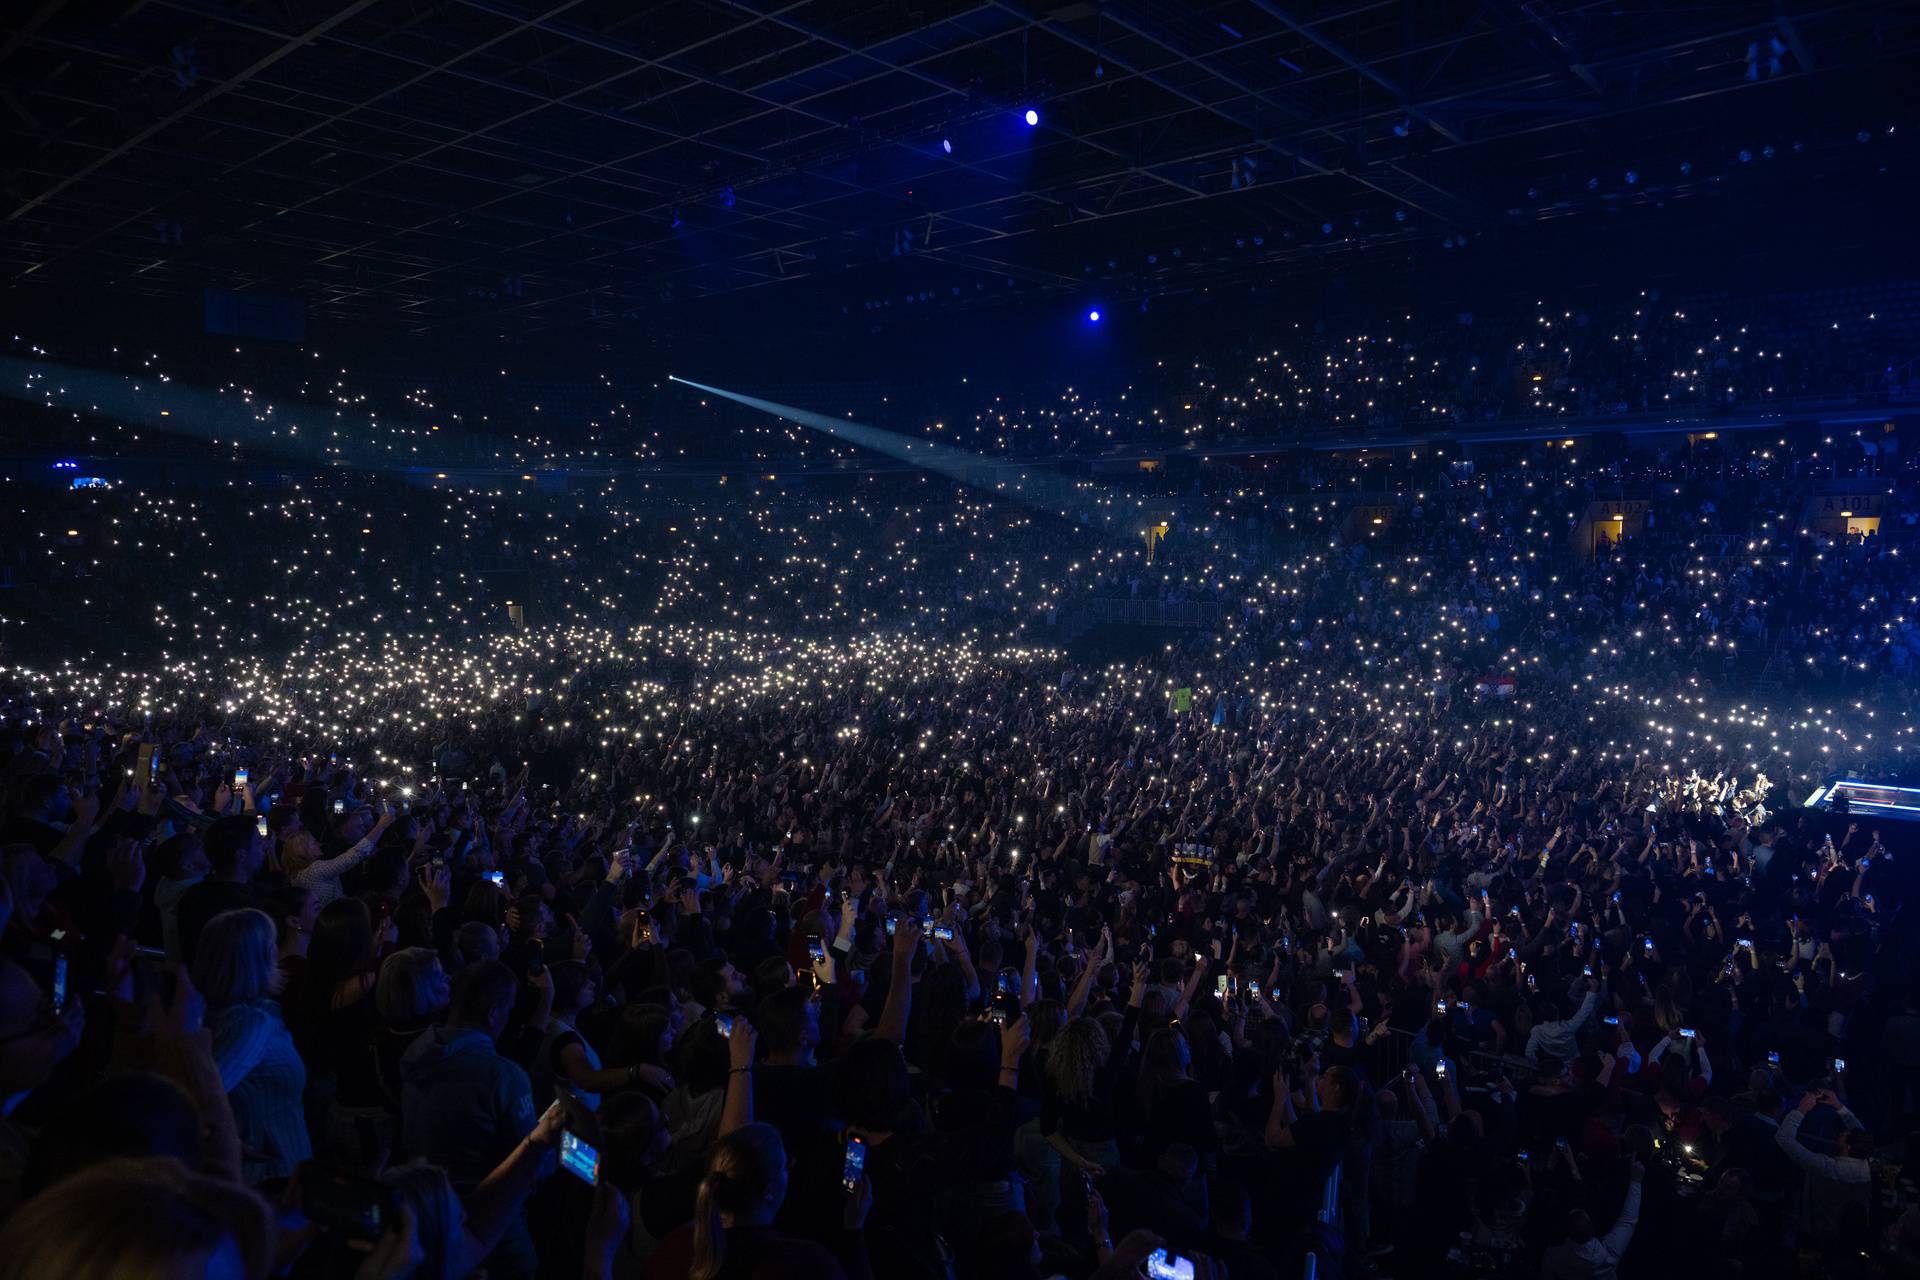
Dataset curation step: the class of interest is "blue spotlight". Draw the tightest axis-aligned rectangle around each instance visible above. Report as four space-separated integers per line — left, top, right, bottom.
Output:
1024 108 1040 127
941 138 953 154
1088 308 1101 322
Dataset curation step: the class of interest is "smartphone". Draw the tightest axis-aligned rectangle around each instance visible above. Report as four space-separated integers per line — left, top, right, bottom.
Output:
137 743 159 789
1248 980 1261 998
997 970 1018 996
1833 1057 1847 1074
1767 1050 1781 1067
234 768 249 790
1678 1028 1697 1039
987 1005 1008 1026
1643 938 1654 954
1215 974 1230 998
807 936 827 964
1145 1248 1196 1280
301 1164 390 1240
931 925 955 942
1603 1014 1621 1026
714 1011 735 1039
1435 1060 1448 1079
50 954 68 1014
333 798 346 815
132 944 177 1004
841 1134 866 1192
559 1131 600 1185
1737 938 1753 950
256 814 269 839
885 915 899 937
486 870 506 887
526 939 544 979
1434 999 1449 1015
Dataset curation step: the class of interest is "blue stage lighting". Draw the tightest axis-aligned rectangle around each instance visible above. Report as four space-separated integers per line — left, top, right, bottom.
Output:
1024 108 1040 127
1088 309 1101 322
941 138 953 154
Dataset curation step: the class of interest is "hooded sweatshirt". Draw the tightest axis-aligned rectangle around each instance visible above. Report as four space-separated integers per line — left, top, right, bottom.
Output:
399 1025 537 1189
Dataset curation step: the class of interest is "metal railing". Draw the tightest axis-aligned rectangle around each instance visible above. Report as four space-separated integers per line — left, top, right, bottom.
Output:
1302 1160 1343 1280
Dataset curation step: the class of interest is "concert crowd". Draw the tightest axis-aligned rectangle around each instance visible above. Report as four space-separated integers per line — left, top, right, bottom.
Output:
0 311 1917 1280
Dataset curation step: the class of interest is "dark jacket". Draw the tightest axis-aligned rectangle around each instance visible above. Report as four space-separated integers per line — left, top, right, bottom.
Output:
399 1025 537 1189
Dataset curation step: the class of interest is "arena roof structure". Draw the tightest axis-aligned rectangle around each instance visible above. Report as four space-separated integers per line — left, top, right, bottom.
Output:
3 1 1916 335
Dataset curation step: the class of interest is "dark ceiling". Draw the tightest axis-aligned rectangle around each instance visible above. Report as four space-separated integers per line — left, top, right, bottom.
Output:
3 0 1917 338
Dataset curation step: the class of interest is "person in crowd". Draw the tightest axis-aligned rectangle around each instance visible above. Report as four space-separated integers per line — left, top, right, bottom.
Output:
401 959 542 1277
193 907 310 1184
641 1122 871 1280
0 327 1919 1278
1537 1158 1644 1280
0 1156 276 1280
1775 1087 1876 1240
176 817 266 968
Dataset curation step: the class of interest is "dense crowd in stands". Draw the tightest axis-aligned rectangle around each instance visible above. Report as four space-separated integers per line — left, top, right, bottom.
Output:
0 301 1918 1280
10 280 1920 472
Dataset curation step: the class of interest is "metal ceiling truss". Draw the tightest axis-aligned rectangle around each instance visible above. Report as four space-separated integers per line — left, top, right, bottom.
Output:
1 0 1914 334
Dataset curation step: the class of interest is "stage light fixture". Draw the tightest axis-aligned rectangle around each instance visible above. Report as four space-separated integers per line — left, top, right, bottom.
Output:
1024 108 1040 127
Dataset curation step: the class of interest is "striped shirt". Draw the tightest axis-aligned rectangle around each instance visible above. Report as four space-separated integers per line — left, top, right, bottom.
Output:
210 998 311 1184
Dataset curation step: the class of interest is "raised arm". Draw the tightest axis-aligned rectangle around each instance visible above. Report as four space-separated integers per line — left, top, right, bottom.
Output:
717 1020 758 1139
1063 932 1108 1021
874 919 921 1045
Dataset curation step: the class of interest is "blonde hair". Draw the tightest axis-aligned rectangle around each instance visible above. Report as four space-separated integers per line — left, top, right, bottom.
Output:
691 1124 786 1280
0 1156 273 1280
380 1160 464 1280
1045 1016 1111 1105
279 831 319 881
192 908 281 1006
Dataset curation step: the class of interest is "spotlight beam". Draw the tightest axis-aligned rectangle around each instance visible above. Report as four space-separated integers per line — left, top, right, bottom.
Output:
667 375 1160 534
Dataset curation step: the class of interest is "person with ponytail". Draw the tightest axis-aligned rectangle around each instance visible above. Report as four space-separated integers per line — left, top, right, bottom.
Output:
641 1121 872 1280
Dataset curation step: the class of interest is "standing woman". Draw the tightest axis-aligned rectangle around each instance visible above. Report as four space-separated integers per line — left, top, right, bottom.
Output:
295 898 384 1164
372 946 452 1118
193 908 311 1185
534 960 641 1111
641 1123 871 1280
1132 1026 1217 1168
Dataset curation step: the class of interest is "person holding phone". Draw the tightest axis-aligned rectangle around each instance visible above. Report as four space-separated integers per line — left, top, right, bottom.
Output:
399 961 543 1273
639 1122 870 1280
1524 975 1603 1066
289 799 397 911
1537 1158 1645 1280
1774 1088 1875 1238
